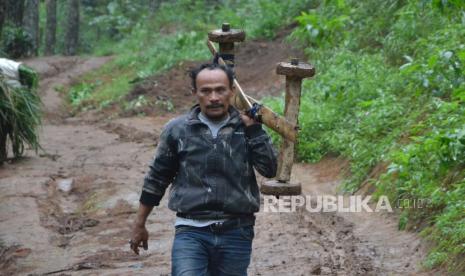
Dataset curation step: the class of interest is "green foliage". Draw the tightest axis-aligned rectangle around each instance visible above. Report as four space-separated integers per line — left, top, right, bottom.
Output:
379 118 465 270
238 0 315 38
79 0 153 52
0 26 34 58
263 0 465 271
73 0 312 111
85 0 309 54
68 82 98 108
383 2 442 65
0 74 42 162
18 65 39 89
111 30 208 77
290 1 350 49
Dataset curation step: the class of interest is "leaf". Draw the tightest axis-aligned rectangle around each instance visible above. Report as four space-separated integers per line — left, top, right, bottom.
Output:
457 50 465 62
428 54 438 68
404 55 413 63
452 88 465 102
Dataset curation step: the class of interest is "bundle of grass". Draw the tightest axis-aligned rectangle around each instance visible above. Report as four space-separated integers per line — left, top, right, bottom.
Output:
18 64 39 89
0 66 42 165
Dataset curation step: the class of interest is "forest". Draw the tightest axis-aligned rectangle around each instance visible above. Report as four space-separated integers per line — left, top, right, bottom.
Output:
0 0 464 275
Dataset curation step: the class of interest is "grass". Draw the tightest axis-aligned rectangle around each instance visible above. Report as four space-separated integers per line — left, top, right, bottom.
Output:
0 71 42 163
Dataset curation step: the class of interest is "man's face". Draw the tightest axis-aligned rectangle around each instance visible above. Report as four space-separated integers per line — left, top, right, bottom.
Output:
193 68 235 120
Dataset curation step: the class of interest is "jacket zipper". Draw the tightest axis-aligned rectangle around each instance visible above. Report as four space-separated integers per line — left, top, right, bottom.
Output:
213 137 218 205
200 121 232 208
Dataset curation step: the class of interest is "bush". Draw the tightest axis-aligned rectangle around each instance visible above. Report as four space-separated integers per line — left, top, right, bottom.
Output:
0 26 34 58
265 0 465 271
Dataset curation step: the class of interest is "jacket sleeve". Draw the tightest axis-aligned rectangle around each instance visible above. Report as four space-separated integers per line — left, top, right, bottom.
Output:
244 124 278 178
139 124 179 206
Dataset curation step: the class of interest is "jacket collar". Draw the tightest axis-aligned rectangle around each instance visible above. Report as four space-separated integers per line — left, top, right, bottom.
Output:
187 104 241 127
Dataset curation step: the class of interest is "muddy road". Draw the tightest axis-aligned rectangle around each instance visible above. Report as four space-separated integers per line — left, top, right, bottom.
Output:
0 52 434 275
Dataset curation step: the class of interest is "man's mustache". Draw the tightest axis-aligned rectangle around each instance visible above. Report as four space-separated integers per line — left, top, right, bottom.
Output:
207 104 224 109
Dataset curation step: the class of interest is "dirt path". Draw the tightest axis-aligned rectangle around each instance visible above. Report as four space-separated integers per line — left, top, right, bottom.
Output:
0 53 434 275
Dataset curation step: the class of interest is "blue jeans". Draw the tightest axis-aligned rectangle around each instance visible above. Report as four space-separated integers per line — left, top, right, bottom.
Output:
171 225 254 276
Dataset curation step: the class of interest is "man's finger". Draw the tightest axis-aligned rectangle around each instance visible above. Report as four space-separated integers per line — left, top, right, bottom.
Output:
131 244 139 255
143 240 148 250
130 240 140 255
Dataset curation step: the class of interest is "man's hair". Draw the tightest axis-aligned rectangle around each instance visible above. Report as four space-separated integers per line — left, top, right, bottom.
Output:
189 63 234 91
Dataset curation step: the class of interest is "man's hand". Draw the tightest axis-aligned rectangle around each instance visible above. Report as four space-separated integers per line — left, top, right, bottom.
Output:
130 203 153 255
240 111 259 127
130 223 149 255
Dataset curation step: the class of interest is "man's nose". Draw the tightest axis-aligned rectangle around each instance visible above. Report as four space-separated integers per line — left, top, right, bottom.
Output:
209 91 220 101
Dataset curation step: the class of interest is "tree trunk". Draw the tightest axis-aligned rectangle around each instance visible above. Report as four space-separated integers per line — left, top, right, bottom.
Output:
23 0 40 56
0 0 5 39
45 0 57 55
64 0 79 56
5 0 24 27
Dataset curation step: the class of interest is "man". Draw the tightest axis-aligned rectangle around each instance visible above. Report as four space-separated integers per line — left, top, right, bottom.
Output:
130 63 277 275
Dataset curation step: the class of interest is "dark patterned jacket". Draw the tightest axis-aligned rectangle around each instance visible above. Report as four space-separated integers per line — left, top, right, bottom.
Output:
139 104 277 219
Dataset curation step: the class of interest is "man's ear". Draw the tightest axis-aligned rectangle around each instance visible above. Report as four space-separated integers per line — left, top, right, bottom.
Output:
231 85 236 94
191 88 196 95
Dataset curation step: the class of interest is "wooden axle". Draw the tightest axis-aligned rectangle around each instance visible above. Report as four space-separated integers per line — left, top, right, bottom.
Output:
262 59 315 196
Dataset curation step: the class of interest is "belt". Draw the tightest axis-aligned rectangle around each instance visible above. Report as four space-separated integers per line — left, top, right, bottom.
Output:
210 216 255 233
176 212 255 220
176 214 255 233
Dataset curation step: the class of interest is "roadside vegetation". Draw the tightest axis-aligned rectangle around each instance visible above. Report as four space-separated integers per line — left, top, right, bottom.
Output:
53 0 464 272
67 0 312 111
265 0 464 271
